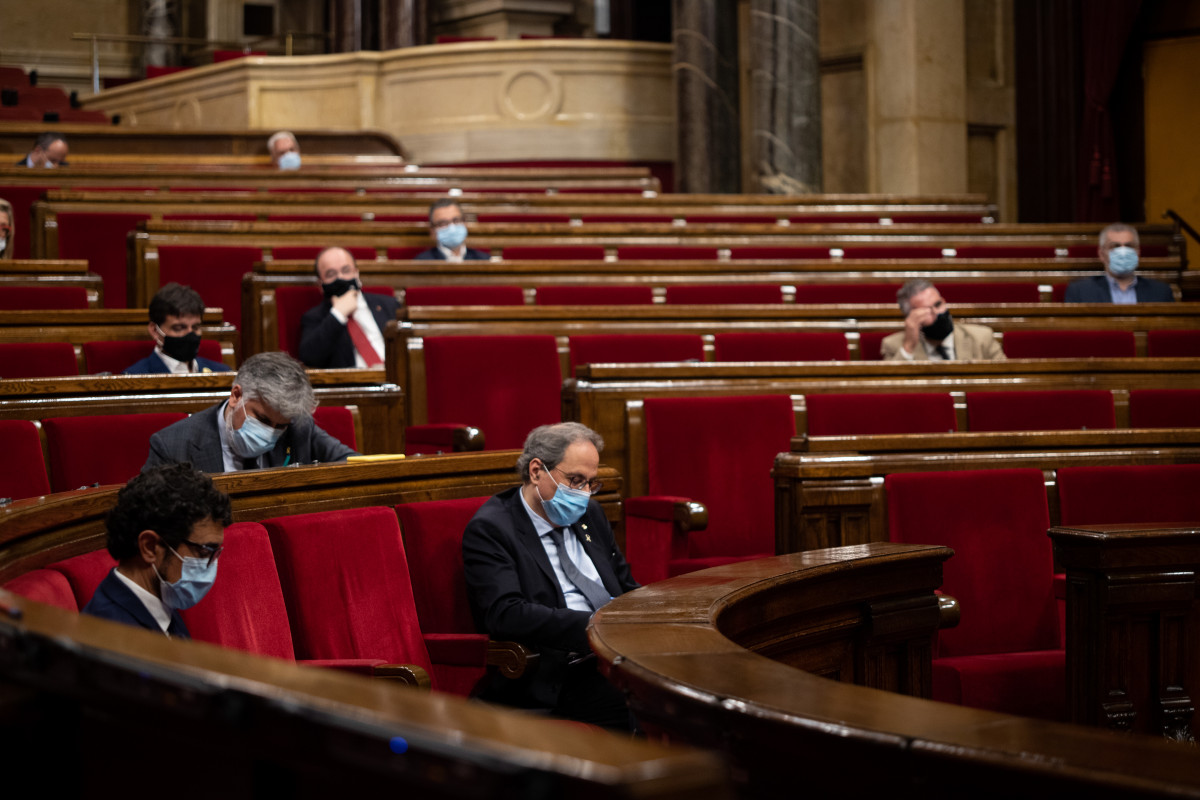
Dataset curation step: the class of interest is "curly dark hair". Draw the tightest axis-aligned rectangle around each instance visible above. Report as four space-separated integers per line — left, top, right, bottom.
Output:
105 463 232 560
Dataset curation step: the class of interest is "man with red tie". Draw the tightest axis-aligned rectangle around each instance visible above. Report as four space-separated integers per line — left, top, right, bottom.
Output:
298 247 401 369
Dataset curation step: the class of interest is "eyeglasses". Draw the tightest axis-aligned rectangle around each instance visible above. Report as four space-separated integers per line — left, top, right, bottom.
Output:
431 216 464 229
178 538 224 568
549 465 603 495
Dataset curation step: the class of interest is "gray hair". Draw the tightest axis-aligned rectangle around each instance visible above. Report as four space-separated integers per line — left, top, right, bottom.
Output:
1099 222 1139 250
896 279 936 315
267 130 297 155
234 351 316 420
516 422 604 483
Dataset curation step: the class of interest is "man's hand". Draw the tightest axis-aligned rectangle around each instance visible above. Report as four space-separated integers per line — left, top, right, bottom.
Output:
902 305 937 354
332 286 359 319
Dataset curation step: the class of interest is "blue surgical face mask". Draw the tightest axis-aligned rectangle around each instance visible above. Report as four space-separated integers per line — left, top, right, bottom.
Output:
155 544 218 612
1107 245 1138 277
277 151 302 171
436 222 468 250
537 476 592 527
226 399 285 458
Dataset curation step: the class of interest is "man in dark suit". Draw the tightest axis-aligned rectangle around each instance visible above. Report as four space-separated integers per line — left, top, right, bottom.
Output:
1064 222 1175 303
413 199 490 261
83 463 231 637
462 422 639 730
298 246 401 369
124 282 230 375
143 351 356 473
17 132 69 167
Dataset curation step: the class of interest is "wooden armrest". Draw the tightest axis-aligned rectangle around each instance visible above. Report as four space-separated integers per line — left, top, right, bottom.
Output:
938 594 960 629
405 423 485 453
370 664 433 688
487 640 540 679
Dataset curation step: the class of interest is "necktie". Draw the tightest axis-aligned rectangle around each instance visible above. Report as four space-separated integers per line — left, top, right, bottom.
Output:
345 317 383 367
548 527 611 612
934 343 950 360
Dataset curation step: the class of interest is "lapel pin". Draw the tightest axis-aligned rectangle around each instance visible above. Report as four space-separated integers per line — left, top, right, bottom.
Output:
585 534 592 542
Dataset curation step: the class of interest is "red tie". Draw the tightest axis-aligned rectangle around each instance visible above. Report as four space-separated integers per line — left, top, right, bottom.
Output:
345 318 383 367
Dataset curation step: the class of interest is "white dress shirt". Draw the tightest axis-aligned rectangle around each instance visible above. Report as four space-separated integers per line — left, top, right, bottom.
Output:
519 487 606 614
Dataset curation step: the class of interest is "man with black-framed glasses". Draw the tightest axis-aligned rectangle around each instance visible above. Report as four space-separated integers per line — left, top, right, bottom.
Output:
83 463 231 638
413 198 489 262
462 422 640 730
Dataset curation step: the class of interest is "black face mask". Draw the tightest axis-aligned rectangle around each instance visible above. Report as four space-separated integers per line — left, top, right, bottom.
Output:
921 310 954 341
160 331 202 364
322 277 361 300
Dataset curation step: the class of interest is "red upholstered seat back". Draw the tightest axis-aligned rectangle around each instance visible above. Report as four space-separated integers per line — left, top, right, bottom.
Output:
806 393 957 436
500 245 604 260
262 507 434 679
405 286 525 306
1129 389 1200 428
0 342 78 379
535 285 654 305
568 334 704 374
3 569 78 611
792 283 900 304
273 285 323 357
0 420 50 501
82 339 224 374
0 286 89 310
616 246 719 260
664 284 784 304
41 413 187 493
312 406 356 450
967 390 1115 432
157 245 260 329
389 246 444 259
423 336 561 450
181 522 296 660
394 496 491 634
0 185 51 260
1057 464 1200 526
1001 330 1136 359
728 246 830 259
271 246 377 261
57 211 151 308
859 332 888 360
162 213 257 222
49 549 118 611
886 469 1058 657
842 245 944 259
713 332 848 362
1146 329 1200 357
939 283 1042 303
644 395 795 559
953 245 1056 259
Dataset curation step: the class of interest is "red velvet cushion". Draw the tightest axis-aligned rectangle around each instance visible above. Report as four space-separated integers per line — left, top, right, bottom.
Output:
423 336 561 450
0 286 89 310
42 413 187 493
1146 330 1200 357
806 393 957 436
665 284 783 304
262 507 435 680
82 339 224 374
580 215 674 224
0 342 78 379
0 420 50 501
933 650 1067 721
939 283 1042 303
162 213 258 222
58 212 151 308
387 246 431 259
273 285 322 357
644 395 795 560
967 390 1115 432
728 246 831 259
535 285 654 305
1001 330 1136 359
1049 284 1069 302
568 334 704 374
616 246 719 260
685 214 778 224
1128 389 1200 428
501 245 604 260
272 246 377 261
476 214 572 223
1057 464 1200 526
886 469 1058 657
713 332 848 362
953 245 1056 259
1 185 51 260
267 214 362 223
405 286 525 306
158 245 260 329
394 497 490 634
859 331 888 361
841 246 945 259
792 284 900 304
893 213 988 223
3 569 78 611
49 550 118 610
181 522 296 660
312 406 356 450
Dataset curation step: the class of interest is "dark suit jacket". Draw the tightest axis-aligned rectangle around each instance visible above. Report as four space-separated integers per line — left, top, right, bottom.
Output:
123 350 230 375
1063 274 1176 303
462 486 639 709
142 402 357 473
413 246 490 261
82 568 190 638
297 292 401 369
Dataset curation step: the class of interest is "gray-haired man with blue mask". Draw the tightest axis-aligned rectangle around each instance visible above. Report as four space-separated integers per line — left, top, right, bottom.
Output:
143 351 356 473
1064 222 1176 303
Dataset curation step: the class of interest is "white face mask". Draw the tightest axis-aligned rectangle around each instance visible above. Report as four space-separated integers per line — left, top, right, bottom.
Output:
277 151 301 171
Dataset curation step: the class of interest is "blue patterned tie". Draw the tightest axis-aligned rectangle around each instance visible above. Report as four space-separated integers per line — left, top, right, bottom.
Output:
548 527 610 612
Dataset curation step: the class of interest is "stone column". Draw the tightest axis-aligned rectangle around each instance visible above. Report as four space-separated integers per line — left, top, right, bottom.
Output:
745 0 821 194
673 0 741 193
330 0 364 53
381 0 427 48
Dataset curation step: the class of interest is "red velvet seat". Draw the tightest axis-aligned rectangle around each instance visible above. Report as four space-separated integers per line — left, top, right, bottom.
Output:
1057 464 1200 526
157 245 260 329
48 549 118 611
1001 330 1136 359
0 186 50 259
267 214 363 223
272 246 377 261
967 390 1115 432
568 334 704 374
792 283 900 304
475 214 572 223
625 395 795 583
3 569 78 611
953 245 1056 259
1128 389 1200 428
57 212 152 308
939 283 1042 303
387 246 434 259
859 331 888 360
685 214 778 224
0 286 89 310
886 468 1065 721
0 420 51 501
419 336 561 451
311 406 357 451
616 246 719 260
805 392 957 436
1146 329 1200 357
728 246 831 259
162 213 258 222
579 214 674 224
0 342 78 378
664 284 784 304
500 245 604 260
272 285 322 357
535 285 654 305
41 413 187 493
82 339 225 374
712 332 848 362
840 245 945 259
405 286 525 306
